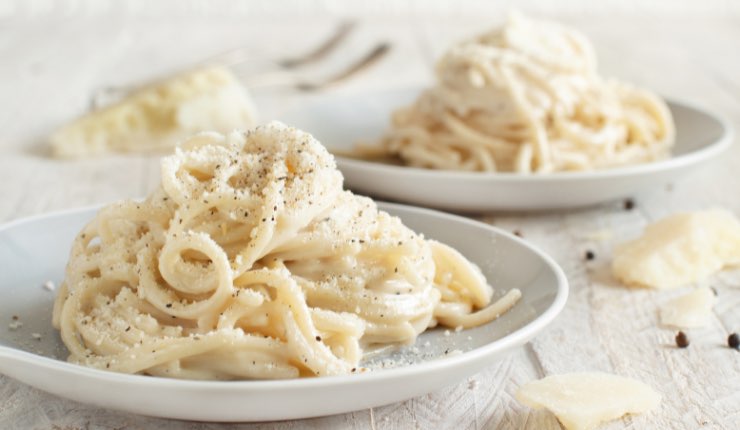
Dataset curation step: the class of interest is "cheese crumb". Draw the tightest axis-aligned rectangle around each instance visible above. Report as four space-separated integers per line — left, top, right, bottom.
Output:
43 280 56 291
581 229 613 242
8 321 22 330
31 333 42 340
612 209 740 289
659 287 716 328
516 372 660 430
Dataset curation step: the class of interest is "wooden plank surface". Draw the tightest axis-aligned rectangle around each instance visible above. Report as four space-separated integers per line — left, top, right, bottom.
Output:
1 1 739 429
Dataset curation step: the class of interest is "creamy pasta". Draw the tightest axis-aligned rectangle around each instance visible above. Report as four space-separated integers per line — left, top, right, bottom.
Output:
52 122 520 380
362 12 675 173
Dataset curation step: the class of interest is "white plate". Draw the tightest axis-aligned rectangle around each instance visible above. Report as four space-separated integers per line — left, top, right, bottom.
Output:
279 88 733 211
0 203 567 422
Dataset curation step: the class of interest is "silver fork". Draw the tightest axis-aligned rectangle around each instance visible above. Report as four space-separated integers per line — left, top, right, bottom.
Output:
209 21 357 70
90 22 390 109
241 43 391 91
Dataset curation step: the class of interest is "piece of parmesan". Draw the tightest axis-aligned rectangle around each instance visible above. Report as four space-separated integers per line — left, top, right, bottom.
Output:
659 287 716 328
51 66 257 158
516 372 660 430
612 209 740 289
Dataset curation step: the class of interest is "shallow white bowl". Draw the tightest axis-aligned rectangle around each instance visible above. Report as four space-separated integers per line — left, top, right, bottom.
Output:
0 203 567 422
279 89 733 212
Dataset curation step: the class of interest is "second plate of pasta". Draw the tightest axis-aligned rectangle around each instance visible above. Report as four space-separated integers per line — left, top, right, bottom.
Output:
279 88 731 211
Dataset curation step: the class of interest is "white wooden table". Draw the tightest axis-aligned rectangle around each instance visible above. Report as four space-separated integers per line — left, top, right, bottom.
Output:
1 1 739 428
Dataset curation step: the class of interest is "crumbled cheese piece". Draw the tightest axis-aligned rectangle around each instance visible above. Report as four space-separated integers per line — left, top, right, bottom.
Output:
31 333 42 340
43 280 56 291
8 321 22 330
444 330 451 337
516 372 660 430
581 229 613 242
51 66 257 158
612 209 740 289
659 287 716 328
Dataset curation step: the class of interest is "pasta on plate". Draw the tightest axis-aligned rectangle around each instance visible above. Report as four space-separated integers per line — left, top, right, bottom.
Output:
362 12 675 173
52 122 520 380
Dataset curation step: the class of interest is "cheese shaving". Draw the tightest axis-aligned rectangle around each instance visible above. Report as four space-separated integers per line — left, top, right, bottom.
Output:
659 287 716 328
516 372 660 430
612 209 740 289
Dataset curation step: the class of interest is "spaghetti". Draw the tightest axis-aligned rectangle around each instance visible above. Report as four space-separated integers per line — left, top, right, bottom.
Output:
364 12 674 173
53 122 520 379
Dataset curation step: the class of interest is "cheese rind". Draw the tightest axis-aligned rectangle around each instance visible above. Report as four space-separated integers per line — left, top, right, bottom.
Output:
51 66 257 158
659 287 716 328
612 209 740 289
516 372 661 430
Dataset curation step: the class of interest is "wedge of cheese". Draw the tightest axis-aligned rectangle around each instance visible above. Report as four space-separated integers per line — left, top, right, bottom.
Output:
659 287 715 328
51 66 256 158
516 372 660 430
612 209 740 289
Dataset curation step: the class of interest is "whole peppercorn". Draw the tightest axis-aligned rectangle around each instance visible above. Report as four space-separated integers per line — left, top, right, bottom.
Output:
728 333 739 350
675 331 689 348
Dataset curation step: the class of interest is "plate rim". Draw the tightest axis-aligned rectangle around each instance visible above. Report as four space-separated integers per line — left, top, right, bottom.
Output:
0 202 568 392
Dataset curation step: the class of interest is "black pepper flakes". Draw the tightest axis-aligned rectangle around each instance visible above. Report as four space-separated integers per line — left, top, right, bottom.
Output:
11 315 18 321
513 230 523 237
675 331 689 348
728 333 739 350
623 199 635 211
584 250 596 261
315 335 322 341
166 303 173 308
